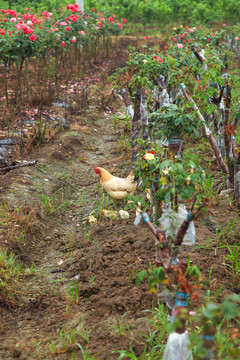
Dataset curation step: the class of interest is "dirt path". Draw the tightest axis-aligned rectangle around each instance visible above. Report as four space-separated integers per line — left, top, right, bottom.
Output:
1 101 238 360
0 95 158 359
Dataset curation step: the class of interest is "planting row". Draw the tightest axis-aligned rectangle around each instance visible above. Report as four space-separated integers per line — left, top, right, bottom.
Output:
0 4 125 106
112 24 240 359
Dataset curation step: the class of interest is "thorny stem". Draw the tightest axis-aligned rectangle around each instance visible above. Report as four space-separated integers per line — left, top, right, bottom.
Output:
131 91 141 165
25 59 30 103
224 85 234 185
144 218 170 269
15 57 25 105
141 89 151 140
3 60 9 107
180 84 229 175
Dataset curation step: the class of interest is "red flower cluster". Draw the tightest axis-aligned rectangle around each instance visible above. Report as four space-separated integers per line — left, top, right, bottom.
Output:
153 55 163 63
1 9 17 17
66 4 79 12
0 5 126 53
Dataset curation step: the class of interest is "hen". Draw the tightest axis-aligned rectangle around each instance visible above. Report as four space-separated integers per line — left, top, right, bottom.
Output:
94 166 137 200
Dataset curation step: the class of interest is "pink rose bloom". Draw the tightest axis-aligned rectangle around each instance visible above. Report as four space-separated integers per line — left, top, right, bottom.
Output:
189 29 194 33
177 43 183 49
60 21 67 26
10 18 17 23
27 20 33 26
236 37 239 41
222 23 226 26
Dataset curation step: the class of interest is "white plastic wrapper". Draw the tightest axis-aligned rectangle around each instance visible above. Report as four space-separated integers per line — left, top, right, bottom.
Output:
158 204 195 245
163 331 193 360
126 105 134 119
119 210 129 219
134 214 142 226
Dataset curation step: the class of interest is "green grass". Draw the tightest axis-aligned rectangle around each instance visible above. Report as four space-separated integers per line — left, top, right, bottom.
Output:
0 249 23 302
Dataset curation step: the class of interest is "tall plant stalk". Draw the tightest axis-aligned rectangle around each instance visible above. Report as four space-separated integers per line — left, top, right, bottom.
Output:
224 85 234 185
131 91 141 165
3 59 9 107
24 59 30 103
15 57 24 105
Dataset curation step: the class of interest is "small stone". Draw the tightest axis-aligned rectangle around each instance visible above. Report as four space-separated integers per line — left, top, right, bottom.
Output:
220 188 233 196
73 275 80 281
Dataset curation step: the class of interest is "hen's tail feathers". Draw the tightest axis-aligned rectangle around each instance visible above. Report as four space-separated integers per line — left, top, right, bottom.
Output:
127 171 137 182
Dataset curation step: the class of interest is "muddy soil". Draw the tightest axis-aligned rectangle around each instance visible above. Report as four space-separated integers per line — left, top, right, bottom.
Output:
0 36 239 360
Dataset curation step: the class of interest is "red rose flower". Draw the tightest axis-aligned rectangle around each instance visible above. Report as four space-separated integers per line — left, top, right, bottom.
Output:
29 34 36 41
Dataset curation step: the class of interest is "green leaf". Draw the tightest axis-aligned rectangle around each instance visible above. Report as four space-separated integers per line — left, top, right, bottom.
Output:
136 270 147 286
206 104 213 115
156 267 165 281
174 118 181 126
221 301 237 318
193 128 199 137
235 111 240 120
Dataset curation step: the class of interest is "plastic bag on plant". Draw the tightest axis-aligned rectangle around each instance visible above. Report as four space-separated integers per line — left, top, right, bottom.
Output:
163 331 193 360
158 204 195 245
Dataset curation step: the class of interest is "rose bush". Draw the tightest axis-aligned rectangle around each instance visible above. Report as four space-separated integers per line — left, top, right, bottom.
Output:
0 5 126 62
